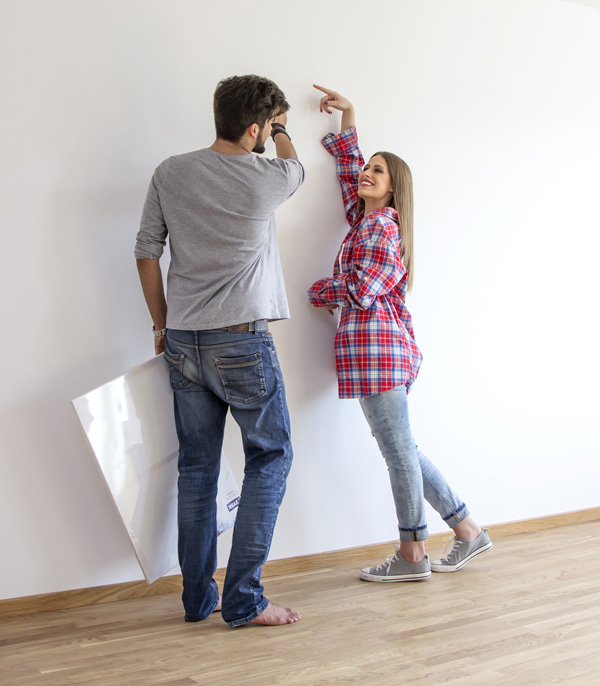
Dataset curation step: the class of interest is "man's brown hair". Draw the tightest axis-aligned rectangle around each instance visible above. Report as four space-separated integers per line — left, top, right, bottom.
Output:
213 75 289 143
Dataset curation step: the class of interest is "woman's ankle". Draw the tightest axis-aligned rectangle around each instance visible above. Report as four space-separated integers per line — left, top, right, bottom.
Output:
399 541 427 563
453 516 482 541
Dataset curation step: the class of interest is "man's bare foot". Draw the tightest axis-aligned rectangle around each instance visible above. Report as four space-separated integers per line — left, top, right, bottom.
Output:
214 595 222 613
249 602 301 626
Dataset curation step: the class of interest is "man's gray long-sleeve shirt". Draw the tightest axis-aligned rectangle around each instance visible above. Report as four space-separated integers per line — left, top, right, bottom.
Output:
135 148 304 330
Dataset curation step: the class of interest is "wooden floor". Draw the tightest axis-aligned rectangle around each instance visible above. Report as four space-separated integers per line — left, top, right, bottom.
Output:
1 521 599 686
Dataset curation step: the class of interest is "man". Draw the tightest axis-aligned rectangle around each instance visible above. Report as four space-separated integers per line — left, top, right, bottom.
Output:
135 75 304 627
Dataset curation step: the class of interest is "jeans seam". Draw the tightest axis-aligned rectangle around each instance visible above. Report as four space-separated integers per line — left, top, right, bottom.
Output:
195 344 203 385
422 471 457 517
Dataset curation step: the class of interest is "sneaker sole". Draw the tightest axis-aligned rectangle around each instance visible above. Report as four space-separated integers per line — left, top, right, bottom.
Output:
359 570 431 582
431 540 493 573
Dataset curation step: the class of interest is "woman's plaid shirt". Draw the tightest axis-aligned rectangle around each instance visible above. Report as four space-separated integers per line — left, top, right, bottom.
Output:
307 126 423 399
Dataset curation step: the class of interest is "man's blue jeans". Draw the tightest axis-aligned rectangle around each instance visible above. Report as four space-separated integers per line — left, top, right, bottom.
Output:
164 324 292 627
359 386 469 542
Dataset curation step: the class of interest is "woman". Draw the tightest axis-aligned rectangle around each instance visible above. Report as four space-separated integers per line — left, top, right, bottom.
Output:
308 85 492 581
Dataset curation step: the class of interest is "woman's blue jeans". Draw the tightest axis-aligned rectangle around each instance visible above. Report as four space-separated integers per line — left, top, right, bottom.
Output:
164 325 292 627
359 386 469 542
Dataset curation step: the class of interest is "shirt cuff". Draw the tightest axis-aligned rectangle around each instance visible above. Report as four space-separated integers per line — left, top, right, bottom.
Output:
322 126 359 156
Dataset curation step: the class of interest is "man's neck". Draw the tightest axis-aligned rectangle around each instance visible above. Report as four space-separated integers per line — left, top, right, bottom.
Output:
209 138 253 156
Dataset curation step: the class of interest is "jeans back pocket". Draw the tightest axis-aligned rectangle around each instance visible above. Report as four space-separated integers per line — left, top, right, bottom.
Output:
164 350 190 389
214 352 267 404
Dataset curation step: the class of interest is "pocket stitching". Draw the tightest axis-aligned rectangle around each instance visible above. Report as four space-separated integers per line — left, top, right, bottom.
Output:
163 351 190 389
214 353 267 404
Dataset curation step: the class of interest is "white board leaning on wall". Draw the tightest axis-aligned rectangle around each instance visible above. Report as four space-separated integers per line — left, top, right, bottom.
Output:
72 355 240 584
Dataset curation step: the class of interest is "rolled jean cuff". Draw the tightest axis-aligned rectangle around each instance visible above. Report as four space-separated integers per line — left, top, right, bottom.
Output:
184 579 220 622
442 502 469 527
225 597 270 628
399 524 429 542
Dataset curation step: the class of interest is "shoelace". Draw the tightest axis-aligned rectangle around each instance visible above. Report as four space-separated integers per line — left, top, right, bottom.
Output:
373 545 401 571
440 536 467 563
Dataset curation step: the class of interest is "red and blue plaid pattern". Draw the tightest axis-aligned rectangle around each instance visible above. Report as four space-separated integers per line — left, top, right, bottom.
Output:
307 126 423 399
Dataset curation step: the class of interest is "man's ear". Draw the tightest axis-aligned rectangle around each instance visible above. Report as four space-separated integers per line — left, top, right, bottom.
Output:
248 123 260 140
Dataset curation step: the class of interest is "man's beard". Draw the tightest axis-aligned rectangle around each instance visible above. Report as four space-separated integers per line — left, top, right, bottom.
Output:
252 132 266 154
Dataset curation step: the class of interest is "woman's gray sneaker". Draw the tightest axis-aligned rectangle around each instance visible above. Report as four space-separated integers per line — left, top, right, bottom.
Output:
431 528 492 573
360 547 431 582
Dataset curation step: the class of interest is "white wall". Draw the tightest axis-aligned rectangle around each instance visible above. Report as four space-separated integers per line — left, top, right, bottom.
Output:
1 0 598 600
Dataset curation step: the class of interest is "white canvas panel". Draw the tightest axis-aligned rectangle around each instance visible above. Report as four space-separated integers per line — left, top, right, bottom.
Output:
72 355 239 584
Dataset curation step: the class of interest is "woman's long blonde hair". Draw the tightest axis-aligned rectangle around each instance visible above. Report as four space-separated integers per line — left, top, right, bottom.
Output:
358 151 414 292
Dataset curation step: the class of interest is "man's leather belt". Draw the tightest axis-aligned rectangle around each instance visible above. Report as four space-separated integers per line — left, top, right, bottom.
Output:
226 320 268 333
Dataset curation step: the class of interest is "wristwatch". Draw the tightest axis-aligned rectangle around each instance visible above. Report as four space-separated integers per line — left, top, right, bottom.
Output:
152 326 166 337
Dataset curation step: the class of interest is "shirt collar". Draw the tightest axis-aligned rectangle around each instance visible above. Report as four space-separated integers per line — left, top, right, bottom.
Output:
365 206 398 222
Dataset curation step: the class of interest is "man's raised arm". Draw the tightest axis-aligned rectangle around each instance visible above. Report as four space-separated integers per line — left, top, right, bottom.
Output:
272 112 298 160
